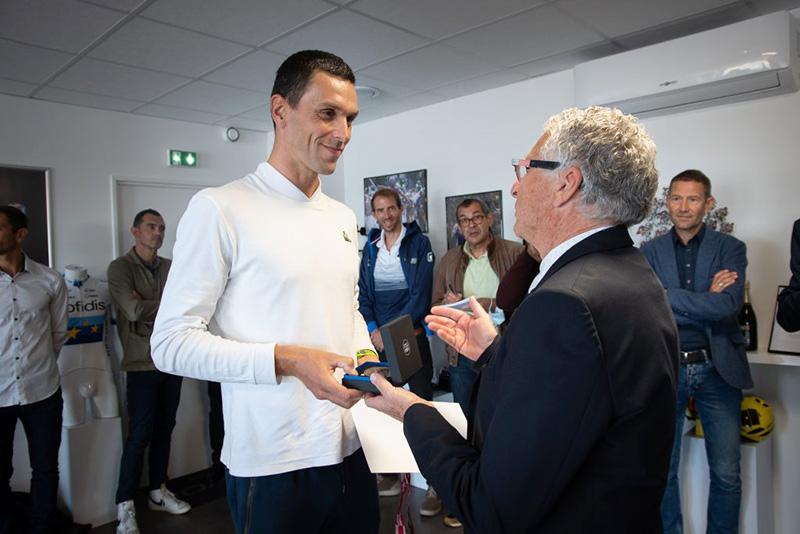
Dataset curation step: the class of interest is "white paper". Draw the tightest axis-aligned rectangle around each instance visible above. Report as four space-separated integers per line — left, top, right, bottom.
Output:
350 400 468 473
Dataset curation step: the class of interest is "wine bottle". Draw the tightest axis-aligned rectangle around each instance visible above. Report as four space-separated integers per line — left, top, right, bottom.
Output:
739 280 758 351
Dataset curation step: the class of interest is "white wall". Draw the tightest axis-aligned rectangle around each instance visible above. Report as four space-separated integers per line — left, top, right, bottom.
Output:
0 94 270 488
345 69 575 258
343 72 800 533
0 94 270 275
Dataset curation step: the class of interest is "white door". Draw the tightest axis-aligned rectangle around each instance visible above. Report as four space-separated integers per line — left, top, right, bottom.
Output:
111 177 214 479
113 178 204 258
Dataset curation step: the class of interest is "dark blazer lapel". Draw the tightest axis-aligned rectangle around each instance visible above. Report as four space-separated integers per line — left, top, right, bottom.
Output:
652 232 680 288
695 225 719 287
536 225 633 289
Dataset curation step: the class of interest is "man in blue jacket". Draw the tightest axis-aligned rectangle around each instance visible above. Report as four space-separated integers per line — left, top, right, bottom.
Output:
641 169 752 534
358 188 435 501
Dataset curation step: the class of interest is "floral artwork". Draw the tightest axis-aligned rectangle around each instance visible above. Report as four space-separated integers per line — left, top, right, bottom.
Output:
635 187 734 247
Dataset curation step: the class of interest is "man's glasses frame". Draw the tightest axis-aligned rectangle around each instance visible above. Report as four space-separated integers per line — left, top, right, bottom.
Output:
512 158 561 181
457 214 486 227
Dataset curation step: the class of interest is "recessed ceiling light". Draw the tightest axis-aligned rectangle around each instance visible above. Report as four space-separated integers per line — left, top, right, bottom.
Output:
355 85 381 100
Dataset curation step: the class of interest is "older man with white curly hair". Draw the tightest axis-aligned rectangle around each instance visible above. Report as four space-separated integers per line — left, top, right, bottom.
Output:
366 107 679 533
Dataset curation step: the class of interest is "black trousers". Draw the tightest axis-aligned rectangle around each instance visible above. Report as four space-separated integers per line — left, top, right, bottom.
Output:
207 381 224 467
0 389 63 534
226 447 379 534
116 370 183 503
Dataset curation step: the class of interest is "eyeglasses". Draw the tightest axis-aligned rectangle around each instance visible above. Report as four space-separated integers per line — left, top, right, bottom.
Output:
512 158 561 181
457 214 485 227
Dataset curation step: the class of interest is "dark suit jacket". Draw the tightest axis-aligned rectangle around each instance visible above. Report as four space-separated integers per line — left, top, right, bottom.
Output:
405 226 678 533
641 226 753 390
778 219 800 332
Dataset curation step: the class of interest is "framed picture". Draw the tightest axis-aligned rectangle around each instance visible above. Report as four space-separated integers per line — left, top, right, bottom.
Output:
363 169 428 234
0 164 52 266
768 285 800 355
444 190 504 250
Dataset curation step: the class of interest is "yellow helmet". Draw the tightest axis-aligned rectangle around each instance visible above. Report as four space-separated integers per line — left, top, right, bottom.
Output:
741 396 774 442
685 396 698 420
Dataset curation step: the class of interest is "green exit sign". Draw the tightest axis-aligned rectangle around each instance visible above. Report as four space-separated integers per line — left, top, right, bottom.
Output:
168 150 197 167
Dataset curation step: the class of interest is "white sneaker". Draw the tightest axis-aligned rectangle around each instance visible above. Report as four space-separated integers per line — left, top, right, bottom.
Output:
148 484 192 515
116 500 139 534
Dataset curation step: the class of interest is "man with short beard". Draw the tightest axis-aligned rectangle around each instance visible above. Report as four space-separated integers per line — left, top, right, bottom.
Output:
0 205 67 534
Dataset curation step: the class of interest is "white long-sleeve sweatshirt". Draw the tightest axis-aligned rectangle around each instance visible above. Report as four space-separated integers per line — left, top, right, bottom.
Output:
151 162 372 477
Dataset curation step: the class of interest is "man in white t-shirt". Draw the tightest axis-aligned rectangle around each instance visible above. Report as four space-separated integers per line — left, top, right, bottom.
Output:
151 50 379 534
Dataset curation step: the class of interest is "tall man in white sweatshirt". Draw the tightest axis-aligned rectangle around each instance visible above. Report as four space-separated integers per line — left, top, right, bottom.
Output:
151 50 379 534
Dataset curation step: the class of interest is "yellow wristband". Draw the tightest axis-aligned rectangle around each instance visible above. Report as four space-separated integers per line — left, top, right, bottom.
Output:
356 349 378 361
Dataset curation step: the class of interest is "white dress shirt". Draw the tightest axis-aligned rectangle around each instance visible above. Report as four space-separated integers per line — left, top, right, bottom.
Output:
0 256 68 406
529 226 613 292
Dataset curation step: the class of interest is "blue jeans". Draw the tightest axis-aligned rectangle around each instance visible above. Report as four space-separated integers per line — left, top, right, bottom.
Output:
449 354 477 419
0 389 63 534
660 361 743 534
226 448 378 534
116 370 183 503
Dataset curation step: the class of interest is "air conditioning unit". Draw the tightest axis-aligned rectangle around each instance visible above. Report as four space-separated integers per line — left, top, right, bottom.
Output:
574 11 800 116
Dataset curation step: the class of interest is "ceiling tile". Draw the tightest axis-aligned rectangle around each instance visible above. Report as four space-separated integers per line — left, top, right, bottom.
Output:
612 4 754 51
359 44 496 91
78 0 145 12
236 104 270 121
352 73 418 110
354 91 447 123
774 1 800 13
218 116 272 133
0 40 75 84
34 86 144 112
155 80 267 116
443 4 605 67
0 0 125 53
3 0 797 128
203 50 287 92
140 0 337 46
514 41 623 78
134 103 229 124
88 18 250 78
430 68 529 99
266 10 429 70
0 78 37 97
558 0 738 38
350 0 549 40
50 58 190 101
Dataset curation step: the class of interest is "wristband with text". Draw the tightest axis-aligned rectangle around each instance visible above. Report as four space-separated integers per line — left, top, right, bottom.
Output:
356 349 378 362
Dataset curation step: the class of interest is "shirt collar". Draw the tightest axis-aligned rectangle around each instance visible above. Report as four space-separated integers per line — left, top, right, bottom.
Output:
0 254 30 279
670 223 706 246
377 225 406 251
256 162 323 203
529 225 612 292
134 249 161 270
463 236 490 260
